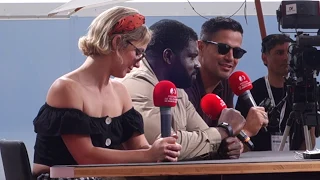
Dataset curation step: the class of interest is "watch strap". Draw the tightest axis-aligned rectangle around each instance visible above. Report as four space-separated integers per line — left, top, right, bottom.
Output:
217 122 233 137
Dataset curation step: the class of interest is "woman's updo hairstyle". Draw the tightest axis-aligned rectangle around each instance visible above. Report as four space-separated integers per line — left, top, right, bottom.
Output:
78 6 152 56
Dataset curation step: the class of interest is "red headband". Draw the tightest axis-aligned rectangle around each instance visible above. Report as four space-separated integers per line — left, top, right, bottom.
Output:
108 13 145 36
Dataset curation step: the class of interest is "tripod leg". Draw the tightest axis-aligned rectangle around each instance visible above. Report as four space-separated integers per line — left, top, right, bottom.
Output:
279 125 290 151
303 125 313 150
279 111 295 151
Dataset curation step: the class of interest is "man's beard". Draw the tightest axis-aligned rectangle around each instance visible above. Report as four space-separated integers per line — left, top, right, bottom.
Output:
169 72 192 89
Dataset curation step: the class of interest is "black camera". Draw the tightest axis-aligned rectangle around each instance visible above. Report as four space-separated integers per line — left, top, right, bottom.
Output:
277 0 320 29
287 34 320 105
277 0 320 72
275 0 320 149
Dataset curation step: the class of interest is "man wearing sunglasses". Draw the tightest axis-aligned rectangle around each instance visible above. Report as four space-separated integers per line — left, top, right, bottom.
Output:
185 17 268 140
117 19 257 161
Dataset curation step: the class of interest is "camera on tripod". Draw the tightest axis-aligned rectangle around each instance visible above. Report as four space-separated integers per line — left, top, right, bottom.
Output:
274 0 320 152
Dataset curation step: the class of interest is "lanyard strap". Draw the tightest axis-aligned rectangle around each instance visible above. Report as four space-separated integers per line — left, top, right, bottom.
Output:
265 75 287 133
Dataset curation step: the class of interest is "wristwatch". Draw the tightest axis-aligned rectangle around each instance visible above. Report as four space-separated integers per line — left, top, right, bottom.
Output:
217 122 233 137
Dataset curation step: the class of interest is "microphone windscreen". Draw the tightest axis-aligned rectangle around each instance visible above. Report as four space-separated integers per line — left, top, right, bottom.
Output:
229 71 253 96
200 94 227 119
153 80 178 107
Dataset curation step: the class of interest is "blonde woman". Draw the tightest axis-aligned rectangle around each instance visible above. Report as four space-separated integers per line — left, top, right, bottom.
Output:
32 6 181 180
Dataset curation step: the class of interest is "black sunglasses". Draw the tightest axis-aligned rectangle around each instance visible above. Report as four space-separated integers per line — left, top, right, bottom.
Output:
203 40 247 59
126 40 146 60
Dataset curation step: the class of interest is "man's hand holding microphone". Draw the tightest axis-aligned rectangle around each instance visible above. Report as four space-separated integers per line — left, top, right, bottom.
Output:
200 71 269 158
229 71 269 137
201 94 246 159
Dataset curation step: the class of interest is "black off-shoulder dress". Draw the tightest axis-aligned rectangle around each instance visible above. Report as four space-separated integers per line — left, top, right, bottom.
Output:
33 103 144 180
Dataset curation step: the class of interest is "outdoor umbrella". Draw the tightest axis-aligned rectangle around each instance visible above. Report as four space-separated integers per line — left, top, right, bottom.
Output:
48 0 267 39
48 0 130 17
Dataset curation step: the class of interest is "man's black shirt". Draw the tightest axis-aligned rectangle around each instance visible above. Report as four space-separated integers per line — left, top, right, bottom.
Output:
235 77 304 151
184 72 234 127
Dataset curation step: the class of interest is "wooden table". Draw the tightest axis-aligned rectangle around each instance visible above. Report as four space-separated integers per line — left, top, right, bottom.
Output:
50 151 320 179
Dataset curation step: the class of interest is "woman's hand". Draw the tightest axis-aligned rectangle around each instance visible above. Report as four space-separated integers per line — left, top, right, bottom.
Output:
148 134 181 162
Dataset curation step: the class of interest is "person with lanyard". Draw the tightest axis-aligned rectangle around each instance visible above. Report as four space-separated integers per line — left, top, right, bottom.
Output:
235 33 316 151
264 74 288 151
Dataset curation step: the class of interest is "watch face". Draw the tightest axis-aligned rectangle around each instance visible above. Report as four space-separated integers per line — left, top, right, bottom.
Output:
219 122 232 137
222 122 229 126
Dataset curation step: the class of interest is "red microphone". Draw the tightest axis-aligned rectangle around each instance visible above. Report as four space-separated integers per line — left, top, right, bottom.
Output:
229 71 267 132
153 80 178 137
229 71 257 107
201 93 254 150
200 94 226 119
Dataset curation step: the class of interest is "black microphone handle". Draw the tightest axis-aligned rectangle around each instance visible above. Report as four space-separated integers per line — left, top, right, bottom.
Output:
237 131 254 150
160 107 172 137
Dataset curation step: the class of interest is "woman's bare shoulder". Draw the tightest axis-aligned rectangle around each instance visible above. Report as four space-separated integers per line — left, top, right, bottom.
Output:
111 79 127 92
110 79 133 112
46 76 83 110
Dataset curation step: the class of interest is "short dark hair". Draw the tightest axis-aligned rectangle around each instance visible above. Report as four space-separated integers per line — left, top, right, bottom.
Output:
261 34 293 53
146 19 198 57
200 16 243 41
